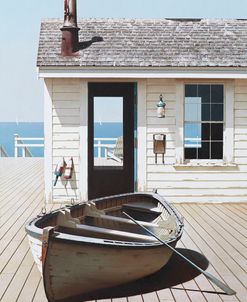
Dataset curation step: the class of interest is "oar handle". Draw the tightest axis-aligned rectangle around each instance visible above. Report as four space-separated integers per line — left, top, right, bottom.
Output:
123 211 236 296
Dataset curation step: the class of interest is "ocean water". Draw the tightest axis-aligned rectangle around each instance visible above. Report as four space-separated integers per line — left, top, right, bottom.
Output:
94 122 122 157
94 122 122 138
0 122 44 157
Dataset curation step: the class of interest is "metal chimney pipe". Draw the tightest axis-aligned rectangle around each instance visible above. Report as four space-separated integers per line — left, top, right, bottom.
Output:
61 0 80 56
63 0 77 27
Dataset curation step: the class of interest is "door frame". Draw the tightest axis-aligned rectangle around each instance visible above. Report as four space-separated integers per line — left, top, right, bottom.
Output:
79 79 147 201
88 82 135 199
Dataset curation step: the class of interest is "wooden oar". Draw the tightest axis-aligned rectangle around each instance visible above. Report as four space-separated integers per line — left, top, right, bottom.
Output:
123 211 236 296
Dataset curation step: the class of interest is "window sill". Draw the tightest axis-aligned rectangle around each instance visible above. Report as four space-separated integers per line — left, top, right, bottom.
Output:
174 161 237 167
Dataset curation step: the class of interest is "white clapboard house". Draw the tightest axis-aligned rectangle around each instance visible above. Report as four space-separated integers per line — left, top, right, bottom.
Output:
38 1 247 203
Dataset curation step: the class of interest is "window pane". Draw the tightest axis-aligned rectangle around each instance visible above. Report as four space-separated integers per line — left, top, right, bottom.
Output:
198 85 210 103
202 123 210 140
211 85 224 103
185 148 197 159
211 142 223 159
185 103 200 121
211 104 223 121
198 142 210 159
94 97 123 167
185 85 197 97
202 104 210 121
184 123 201 148
185 97 202 121
211 124 223 140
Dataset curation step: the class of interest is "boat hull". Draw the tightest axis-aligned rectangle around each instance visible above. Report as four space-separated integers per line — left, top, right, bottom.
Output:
26 192 184 302
43 237 175 302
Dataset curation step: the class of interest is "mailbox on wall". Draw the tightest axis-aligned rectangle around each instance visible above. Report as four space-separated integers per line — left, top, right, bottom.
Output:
153 134 166 164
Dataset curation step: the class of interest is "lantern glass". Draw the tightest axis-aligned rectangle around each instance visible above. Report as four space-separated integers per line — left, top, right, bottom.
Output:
156 94 166 118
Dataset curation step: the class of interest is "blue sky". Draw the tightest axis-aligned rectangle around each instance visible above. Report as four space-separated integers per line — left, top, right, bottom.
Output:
1 0 247 122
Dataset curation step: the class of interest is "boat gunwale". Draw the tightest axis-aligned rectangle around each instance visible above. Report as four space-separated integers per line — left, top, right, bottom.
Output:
25 192 184 248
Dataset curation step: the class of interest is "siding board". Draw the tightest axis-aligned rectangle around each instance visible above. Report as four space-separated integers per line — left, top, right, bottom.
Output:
53 101 80 109
53 92 80 101
52 108 80 117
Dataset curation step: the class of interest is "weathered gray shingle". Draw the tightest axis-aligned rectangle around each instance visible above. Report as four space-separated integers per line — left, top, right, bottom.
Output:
37 18 247 67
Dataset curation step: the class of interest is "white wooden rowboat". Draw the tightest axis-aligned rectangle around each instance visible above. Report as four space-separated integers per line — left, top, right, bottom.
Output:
25 192 184 302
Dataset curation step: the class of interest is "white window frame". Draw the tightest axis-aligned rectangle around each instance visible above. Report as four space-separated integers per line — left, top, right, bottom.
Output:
175 79 234 166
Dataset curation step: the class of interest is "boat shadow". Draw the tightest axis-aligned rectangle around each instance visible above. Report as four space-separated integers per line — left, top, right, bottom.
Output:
81 248 209 301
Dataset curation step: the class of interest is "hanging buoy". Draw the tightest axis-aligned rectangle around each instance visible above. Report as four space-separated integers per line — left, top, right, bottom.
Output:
64 157 74 180
54 158 66 186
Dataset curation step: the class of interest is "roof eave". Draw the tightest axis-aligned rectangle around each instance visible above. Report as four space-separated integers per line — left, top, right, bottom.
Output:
37 66 247 79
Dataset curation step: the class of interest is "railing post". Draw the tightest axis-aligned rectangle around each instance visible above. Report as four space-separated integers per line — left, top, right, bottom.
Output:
14 134 19 158
22 147 26 158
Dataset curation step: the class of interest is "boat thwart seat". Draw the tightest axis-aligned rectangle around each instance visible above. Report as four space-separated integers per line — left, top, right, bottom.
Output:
56 209 157 243
122 201 162 221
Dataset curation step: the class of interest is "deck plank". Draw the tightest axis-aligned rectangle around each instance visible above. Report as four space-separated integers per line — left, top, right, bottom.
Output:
32 278 48 302
1 252 34 302
225 204 247 221
177 204 246 302
178 235 223 302
197 205 247 257
212 205 246 237
188 204 247 272
127 295 144 302
17 264 41 302
142 292 160 302
0 159 42 213
0 159 246 302
156 288 175 301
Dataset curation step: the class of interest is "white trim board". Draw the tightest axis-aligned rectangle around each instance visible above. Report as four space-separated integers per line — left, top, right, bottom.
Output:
79 80 88 201
137 79 147 191
44 79 53 203
38 67 247 79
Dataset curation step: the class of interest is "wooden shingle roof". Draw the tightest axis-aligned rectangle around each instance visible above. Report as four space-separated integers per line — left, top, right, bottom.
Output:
37 18 247 67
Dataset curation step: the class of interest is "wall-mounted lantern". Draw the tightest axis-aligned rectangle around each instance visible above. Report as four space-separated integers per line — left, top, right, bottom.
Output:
156 94 166 118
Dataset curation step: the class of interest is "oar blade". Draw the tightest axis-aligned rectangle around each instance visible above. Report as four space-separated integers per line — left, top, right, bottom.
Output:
204 271 236 296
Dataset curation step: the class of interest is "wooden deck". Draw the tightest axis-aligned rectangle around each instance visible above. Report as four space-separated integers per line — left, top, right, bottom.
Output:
0 158 246 302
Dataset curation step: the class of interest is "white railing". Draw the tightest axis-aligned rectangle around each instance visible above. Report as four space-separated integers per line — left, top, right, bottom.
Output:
0 145 8 157
14 134 44 158
184 137 202 148
94 138 117 158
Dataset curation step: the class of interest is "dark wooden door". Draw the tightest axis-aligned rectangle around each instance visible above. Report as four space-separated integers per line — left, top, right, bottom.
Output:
88 83 135 199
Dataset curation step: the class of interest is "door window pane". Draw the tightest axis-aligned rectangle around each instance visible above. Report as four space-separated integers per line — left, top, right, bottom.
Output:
94 97 123 167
